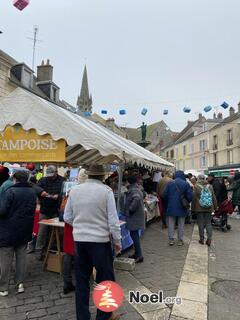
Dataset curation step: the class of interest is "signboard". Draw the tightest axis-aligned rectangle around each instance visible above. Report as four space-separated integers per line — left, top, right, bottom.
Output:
0 126 66 162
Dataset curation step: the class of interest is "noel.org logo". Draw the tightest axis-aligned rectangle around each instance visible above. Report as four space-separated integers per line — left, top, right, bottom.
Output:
92 281 124 312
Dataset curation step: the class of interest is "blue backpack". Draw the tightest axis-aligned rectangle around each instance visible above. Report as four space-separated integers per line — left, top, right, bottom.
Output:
199 185 213 208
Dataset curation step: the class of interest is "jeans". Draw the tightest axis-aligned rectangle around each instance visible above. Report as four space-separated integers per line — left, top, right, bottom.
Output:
0 244 27 291
168 216 185 240
63 253 74 288
74 241 115 320
130 230 143 258
36 213 57 252
197 212 212 241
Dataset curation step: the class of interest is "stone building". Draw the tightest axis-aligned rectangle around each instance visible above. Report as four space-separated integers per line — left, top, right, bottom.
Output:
0 49 66 107
208 105 240 176
161 113 222 173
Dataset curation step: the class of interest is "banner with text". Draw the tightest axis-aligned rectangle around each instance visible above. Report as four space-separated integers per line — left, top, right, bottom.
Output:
0 126 66 162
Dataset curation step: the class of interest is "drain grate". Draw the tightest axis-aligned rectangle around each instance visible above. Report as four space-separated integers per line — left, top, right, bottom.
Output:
211 280 240 301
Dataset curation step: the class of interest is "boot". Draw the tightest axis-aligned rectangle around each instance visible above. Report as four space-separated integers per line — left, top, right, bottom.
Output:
206 239 211 246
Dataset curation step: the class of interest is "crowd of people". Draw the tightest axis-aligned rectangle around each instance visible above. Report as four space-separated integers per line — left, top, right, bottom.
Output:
0 163 240 320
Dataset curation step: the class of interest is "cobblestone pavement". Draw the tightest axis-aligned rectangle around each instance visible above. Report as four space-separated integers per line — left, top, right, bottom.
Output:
0 220 193 320
208 217 240 320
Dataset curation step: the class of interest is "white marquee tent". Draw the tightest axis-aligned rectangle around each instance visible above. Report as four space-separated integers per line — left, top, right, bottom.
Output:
0 88 174 169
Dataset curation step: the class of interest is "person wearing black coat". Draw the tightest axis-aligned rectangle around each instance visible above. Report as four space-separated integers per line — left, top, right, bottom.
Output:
0 170 37 296
124 176 145 263
35 165 65 260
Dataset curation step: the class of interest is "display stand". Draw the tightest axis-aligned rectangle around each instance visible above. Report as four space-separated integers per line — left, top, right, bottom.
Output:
39 218 64 274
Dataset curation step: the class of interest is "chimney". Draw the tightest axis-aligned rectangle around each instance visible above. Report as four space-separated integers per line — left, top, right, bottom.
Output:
213 112 217 119
229 107 235 117
217 112 223 120
238 102 240 114
198 113 203 122
37 59 53 82
106 118 115 131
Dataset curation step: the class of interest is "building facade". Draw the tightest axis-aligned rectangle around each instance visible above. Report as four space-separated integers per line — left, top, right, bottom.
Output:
161 114 221 173
208 106 240 176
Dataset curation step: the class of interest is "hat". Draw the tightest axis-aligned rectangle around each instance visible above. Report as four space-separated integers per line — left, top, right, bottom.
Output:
46 165 57 177
0 166 9 174
78 168 88 183
86 165 106 176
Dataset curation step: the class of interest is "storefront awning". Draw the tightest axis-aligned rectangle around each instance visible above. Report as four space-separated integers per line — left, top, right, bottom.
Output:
0 88 174 169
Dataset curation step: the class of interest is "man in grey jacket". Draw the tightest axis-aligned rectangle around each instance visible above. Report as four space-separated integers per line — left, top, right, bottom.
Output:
64 165 121 320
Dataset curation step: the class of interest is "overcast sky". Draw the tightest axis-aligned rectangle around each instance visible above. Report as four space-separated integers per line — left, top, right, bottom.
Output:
1 0 240 132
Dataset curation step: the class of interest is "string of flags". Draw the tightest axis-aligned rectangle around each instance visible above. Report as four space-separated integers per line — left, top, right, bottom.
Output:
98 101 230 117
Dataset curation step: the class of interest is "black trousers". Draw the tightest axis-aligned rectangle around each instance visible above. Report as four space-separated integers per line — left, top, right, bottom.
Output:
74 241 115 320
130 230 142 258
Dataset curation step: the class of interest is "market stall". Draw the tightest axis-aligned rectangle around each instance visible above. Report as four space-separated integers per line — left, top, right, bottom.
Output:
0 88 174 265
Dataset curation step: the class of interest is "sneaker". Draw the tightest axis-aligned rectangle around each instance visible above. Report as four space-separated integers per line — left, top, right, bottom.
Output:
17 283 24 294
178 240 184 246
199 239 204 245
0 291 8 297
169 239 175 246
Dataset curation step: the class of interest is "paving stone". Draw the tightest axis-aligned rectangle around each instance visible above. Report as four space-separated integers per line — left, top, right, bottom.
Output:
177 281 207 304
171 299 207 320
27 308 48 318
24 296 43 305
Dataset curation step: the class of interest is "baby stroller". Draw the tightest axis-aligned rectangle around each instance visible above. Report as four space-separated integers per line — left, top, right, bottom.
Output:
211 199 234 232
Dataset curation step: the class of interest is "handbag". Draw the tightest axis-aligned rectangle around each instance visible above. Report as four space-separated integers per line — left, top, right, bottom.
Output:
175 181 190 210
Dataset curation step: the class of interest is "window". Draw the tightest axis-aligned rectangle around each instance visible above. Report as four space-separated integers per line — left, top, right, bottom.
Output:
200 139 206 151
170 149 174 159
227 150 233 164
156 131 159 137
213 135 218 150
166 151 169 159
52 87 57 101
190 144 194 154
183 145 186 156
227 129 233 146
213 153 218 166
200 156 207 167
176 147 178 158
192 158 194 168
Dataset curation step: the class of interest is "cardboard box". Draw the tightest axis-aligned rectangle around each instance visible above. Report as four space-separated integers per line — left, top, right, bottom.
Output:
46 251 64 273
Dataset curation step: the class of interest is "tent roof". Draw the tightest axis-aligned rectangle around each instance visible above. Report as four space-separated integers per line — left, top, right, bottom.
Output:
0 88 174 169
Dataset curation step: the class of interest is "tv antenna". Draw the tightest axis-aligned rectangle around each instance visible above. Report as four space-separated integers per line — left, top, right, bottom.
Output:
27 26 42 71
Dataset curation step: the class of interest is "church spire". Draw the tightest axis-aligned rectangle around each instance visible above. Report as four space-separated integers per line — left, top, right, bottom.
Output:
77 65 93 114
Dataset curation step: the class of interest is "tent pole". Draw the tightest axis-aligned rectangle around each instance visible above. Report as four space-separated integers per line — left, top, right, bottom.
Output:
117 162 124 213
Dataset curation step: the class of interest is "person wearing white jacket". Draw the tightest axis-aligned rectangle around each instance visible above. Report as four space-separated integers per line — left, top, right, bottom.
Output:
64 164 121 320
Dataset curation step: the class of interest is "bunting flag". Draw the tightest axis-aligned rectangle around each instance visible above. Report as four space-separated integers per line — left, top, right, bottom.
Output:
13 0 30 10
141 108 148 116
221 101 229 109
183 107 191 113
119 109 126 115
101 110 108 115
163 109 168 115
204 105 212 113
